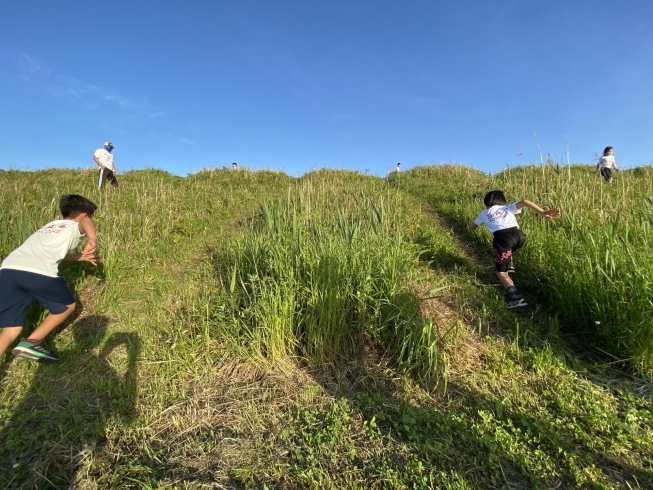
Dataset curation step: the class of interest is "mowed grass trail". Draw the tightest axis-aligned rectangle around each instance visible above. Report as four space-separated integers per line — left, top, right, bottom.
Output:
0 166 652 489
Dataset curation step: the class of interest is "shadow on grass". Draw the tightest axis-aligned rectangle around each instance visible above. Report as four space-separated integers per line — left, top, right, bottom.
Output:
304 359 653 489
0 315 140 489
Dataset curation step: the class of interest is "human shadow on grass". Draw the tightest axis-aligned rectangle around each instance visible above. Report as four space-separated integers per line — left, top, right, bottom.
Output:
0 315 140 489
312 359 653 489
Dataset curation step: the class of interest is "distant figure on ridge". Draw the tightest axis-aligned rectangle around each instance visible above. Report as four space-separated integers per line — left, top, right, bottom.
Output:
232 162 238 170
93 142 119 188
470 190 560 309
396 163 401 172
596 146 619 184
0 195 101 361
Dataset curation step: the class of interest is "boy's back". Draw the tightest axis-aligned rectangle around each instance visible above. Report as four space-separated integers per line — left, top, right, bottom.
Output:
1 219 85 277
474 203 521 234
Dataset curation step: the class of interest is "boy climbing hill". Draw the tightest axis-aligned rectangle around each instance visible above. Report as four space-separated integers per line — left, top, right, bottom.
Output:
470 190 559 308
0 194 101 361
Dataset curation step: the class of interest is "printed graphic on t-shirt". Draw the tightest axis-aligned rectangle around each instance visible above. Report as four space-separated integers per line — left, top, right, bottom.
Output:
38 223 71 234
474 203 521 234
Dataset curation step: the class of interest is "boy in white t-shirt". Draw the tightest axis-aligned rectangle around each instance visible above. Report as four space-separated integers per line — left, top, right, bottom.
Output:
596 146 619 184
0 195 101 361
470 190 560 308
93 141 118 188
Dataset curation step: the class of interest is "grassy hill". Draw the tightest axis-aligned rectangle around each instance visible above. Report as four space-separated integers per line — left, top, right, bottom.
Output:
0 165 651 489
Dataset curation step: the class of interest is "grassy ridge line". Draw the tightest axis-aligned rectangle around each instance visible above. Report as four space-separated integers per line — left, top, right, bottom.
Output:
399 164 653 374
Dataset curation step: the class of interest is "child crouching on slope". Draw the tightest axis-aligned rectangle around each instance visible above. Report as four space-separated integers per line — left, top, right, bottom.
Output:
470 190 560 308
0 194 101 361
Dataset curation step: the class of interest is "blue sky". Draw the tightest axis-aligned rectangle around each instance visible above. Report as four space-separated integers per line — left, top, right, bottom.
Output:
1 0 651 176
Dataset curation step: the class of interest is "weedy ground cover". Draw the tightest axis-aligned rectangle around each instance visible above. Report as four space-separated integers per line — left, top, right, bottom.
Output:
0 166 651 489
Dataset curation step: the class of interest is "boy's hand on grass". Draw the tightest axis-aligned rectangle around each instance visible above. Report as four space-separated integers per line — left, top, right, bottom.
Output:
79 250 102 266
541 209 560 218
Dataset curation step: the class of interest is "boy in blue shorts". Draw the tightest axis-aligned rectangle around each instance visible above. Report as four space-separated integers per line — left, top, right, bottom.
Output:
0 195 101 361
470 190 559 308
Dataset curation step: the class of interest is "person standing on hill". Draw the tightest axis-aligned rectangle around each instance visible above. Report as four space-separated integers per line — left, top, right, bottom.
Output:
93 142 119 188
470 190 560 309
596 146 619 184
0 194 101 361
396 163 401 172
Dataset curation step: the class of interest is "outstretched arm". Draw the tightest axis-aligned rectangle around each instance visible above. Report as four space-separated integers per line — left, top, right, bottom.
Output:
469 223 479 231
516 200 560 218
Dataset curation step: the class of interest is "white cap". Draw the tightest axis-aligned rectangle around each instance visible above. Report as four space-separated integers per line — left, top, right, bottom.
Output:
104 141 114 148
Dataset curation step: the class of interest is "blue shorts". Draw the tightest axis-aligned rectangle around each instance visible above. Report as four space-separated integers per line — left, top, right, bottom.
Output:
0 269 75 328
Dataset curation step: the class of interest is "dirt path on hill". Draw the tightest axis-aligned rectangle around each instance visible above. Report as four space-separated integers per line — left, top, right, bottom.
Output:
414 197 498 284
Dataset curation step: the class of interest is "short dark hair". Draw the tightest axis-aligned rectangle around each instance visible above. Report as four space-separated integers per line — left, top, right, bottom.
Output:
603 146 613 156
484 190 507 207
59 194 97 218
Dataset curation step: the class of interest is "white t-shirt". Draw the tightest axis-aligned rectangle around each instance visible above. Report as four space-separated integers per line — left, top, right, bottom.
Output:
94 148 115 171
598 155 616 169
474 203 521 234
1 220 85 277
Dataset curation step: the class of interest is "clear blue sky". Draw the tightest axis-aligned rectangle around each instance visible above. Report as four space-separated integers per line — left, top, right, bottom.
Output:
1 0 651 176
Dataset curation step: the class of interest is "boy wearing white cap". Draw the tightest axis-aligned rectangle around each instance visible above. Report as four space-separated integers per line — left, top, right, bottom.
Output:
93 142 118 188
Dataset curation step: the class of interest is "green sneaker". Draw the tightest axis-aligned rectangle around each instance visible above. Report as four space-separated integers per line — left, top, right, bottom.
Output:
12 340 59 362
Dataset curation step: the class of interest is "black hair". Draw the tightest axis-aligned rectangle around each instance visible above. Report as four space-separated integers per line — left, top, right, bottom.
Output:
603 146 613 156
484 190 507 207
59 194 98 218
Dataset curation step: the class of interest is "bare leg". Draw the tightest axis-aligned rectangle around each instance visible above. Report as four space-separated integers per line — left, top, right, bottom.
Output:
27 303 76 342
0 327 23 357
496 271 514 290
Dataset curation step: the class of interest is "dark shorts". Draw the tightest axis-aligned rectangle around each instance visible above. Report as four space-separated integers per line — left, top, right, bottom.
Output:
492 227 526 272
0 269 75 328
600 167 612 181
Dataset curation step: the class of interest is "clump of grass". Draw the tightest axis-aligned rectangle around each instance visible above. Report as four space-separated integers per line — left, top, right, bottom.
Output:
215 181 445 384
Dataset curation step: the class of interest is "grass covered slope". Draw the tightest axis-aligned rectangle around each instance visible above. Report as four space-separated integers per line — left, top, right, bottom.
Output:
401 164 653 374
0 166 651 489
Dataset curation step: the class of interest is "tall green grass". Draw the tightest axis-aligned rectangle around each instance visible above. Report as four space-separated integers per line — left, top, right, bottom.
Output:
213 174 445 384
404 164 653 374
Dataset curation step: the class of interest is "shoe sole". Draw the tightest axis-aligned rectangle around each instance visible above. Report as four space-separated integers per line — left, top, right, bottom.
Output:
12 348 58 362
507 299 528 309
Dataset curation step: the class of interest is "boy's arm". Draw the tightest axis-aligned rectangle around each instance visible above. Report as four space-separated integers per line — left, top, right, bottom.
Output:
469 223 479 231
516 200 560 218
78 216 98 254
63 216 100 265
